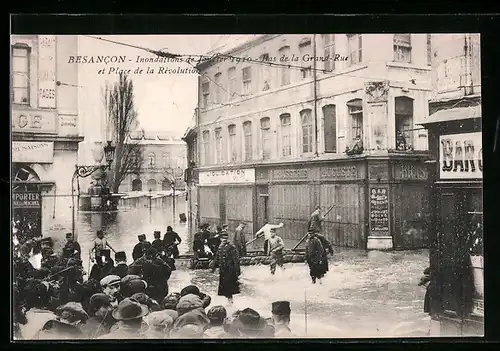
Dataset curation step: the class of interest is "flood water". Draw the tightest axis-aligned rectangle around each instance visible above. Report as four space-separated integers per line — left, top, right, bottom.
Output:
77 200 431 338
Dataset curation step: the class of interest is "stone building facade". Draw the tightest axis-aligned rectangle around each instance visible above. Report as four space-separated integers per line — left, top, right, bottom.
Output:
119 130 187 193
11 35 82 252
185 34 435 250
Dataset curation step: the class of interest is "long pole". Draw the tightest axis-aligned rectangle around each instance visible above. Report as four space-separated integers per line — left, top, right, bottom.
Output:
304 288 308 336
172 182 176 225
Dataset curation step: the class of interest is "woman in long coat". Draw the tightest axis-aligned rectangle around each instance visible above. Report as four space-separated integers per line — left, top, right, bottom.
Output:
210 232 241 304
305 230 333 284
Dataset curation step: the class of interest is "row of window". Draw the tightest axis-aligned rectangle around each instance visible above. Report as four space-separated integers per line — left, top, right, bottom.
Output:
144 153 185 169
199 96 415 166
201 34 432 108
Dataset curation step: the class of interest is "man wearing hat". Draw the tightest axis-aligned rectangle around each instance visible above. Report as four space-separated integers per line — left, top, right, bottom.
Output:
226 308 274 338
193 224 209 259
271 301 293 337
152 231 165 257
80 293 116 338
36 302 88 340
305 230 333 284
132 234 150 262
163 226 182 259
98 298 149 339
110 251 129 278
62 233 81 260
209 232 241 304
268 227 285 276
100 275 122 308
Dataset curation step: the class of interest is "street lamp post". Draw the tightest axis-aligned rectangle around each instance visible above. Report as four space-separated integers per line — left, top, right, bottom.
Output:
166 167 184 225
71 141 116 239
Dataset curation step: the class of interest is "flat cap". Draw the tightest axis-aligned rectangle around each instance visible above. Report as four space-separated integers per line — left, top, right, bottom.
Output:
100 275 121 287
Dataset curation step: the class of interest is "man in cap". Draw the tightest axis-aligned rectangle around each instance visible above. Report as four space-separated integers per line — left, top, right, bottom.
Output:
163 226 182 259
132 234 149 262
62 233 81 260
254 221 284 256
271 301 293 337
36 302 88 340
308 206 324 234
204 305 227 338
100 275 122 308
268 227 285 276
233 222 247 257
80 293 116 338
193 224 209 259
110 251 129 278
98 298 149 339
152 231 165 257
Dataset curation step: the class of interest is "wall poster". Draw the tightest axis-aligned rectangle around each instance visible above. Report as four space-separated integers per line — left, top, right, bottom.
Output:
369 186 389 234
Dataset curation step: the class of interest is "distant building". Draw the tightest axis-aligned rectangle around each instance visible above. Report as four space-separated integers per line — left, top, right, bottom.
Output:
184 34 435 250
11 35 82 250
119 130 187 193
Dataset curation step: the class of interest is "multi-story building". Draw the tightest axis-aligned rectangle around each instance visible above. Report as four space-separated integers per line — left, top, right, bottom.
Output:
185 34 435 250
119 130 187 193
11 35 83 252
421 34 482 336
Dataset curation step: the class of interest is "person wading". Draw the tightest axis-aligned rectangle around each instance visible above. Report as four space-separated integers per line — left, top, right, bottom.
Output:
209 232 241 305
90 230 115 263
268 228 285 276
163 226 182 259
254 221 284 255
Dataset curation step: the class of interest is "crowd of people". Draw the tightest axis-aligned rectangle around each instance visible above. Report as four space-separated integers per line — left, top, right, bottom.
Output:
12 224 300 340
12 205 339 340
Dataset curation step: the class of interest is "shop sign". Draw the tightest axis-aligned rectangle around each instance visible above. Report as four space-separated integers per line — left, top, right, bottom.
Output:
369 186 389 233
273 168 309 180
12 192 41 209
38 35 57 109
395 162 428 180
12 141 54 163
320 165 358 180
12 108 58 134
199 168 255 185
439 132 482 180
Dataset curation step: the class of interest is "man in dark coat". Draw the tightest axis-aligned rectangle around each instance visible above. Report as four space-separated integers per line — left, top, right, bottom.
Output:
207 225 221 256
152 231 165 256
209 232 240 304
193 224 208 259
142 246 172 303
110 251 129 278
305 230 334 284
132 234 149 261
163 226 182 259
308 206 324 233
233 222 247 258
62 233 81 260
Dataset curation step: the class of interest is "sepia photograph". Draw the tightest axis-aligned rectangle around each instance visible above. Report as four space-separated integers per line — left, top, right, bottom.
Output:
11 32 483 340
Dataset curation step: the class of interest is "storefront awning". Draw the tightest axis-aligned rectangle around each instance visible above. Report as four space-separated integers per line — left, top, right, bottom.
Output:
419 105 481 126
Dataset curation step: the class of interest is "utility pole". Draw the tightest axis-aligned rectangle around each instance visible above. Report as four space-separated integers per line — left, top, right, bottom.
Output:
172 178 176 225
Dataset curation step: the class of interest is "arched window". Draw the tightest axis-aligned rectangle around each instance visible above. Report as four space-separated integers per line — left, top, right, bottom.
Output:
260 117 271 160
280 113 292 157
12 165 40 192
278 46 291 86
323 105 337 153
243 121 253 162
395 96 414 150
300 109 313 154
347 99 363 140
228 124 237 162
132 179 143 191
215 127 223 164
202 130 211 165
148 153 156 169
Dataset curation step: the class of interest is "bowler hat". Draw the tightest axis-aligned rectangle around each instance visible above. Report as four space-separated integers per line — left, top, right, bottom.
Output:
180 285 200 297
272 301 291 316
231 308 268 333
112 298 149 321
65 233 73 238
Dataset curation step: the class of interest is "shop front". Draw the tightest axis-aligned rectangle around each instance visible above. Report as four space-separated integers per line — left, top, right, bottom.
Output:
197 168 256 235
422 111 483 336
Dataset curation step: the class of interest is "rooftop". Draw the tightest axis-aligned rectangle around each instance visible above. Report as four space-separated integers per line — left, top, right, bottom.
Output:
128 130 185 145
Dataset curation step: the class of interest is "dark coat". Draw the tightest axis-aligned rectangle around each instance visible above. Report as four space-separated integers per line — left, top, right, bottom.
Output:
63 241 81 259
163 231 182 247
110 263 129 278
210 242 241 297
305 236 328 279
36 319 84 340
152 239 165 254
132 241 150 262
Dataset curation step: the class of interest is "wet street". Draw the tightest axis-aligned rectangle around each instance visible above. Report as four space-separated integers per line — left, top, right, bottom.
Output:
77 203 431 338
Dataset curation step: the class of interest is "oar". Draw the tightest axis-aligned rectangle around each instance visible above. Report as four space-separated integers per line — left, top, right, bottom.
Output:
292 205 335 251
